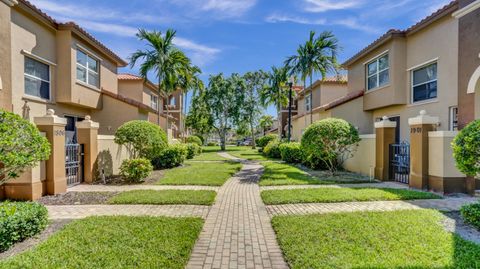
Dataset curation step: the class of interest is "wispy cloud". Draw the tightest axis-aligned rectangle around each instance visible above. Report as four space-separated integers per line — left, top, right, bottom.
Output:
168 0 257 18
265 14 326 25
302 0 365 12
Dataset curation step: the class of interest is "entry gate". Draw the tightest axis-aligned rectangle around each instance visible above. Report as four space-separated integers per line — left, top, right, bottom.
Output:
389 142 410 184
65 144 84 186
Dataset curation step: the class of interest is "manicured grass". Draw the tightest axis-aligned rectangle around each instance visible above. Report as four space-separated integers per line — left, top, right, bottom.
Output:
0 216 203 269
108 190 216 205
259 162 336 186
157 161 242 186
261 187 441 205
191 147 229 161
272 210 480 269
226 146 273 161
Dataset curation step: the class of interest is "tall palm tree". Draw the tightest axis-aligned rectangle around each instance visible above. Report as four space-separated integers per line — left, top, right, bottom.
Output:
260 66 289 137
129 29 189 131
177 63 204 140
259 115 274 135
285 30 339 125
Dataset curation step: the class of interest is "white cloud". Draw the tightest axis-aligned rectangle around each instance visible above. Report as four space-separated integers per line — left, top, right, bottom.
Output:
168 0 257 18
302 0 364 12
265 14 326 25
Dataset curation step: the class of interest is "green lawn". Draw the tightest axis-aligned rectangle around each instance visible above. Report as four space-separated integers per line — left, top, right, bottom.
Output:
108 190 216 205
157 161 242 186
0 216 203 269
191 147 229 161
272 210 480 269
226 146 273 161
261 187 441 204
259 162 337 186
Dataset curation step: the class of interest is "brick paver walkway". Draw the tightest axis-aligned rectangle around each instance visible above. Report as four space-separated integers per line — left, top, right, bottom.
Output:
260 181 408 190
46 204 210 219
186 159 288 269
68 184 218 192
266 197 478 216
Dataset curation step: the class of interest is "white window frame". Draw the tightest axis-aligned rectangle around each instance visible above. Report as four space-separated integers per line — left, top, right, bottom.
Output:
366 53 389 91
305 95 311 112
76 48 100 88
449 106 458 131
410 62 438 104
151 94 158 110
24 56 51 100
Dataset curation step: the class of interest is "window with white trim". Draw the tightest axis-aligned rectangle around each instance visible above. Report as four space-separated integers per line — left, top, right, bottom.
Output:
366 54 389 90
449 106 458 131
412 62 437 103
24 57 50 100
305 95 311 112
151 94 158 110
76 49 99 88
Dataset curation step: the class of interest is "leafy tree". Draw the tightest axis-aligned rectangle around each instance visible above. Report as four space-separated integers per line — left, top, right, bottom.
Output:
452 119 480 176
186 89 213 139
176 63 203 140
285 31 339 124
259 115 274 135
260 66 289 137
242 71 267 148
129 29 190 130
0 110 51 185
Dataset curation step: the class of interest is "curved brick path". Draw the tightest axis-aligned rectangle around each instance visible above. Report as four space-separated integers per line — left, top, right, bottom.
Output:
187 156 289 269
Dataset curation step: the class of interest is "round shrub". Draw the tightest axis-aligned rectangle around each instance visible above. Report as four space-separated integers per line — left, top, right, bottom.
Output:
0 201 48 252
119 158 153 182
152 144 187 169
185 143 202 159
279 142 303 163
264 140 281 159
460 202 480 230
114 120 167 160
257 134 278 148
0 110 50 184
452 120 480 176
207 142 217 146
186 136 203 146
301 118 360 174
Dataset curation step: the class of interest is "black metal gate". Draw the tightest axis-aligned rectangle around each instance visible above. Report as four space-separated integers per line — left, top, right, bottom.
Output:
66 144 84 186
389 142 410 184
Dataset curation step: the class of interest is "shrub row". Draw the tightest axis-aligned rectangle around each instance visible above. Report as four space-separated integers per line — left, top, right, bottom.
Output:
461 202 480 231
256 134 278 148
120 158 153 183
186 143 202 159
186 135 203 146
0 201 48 252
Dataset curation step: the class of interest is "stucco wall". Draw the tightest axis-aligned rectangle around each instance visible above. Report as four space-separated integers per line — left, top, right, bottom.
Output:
329 96 373 135
344 134 376 177
428 131 464 178
0 2 13 111
118 80 142 101
97 135 131 177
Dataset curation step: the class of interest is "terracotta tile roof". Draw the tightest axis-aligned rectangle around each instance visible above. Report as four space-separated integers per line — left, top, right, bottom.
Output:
299 76 348 95
342 1 458 67
292 86 304 92
17 0 127 66
323 90 364 111
118 73 144 81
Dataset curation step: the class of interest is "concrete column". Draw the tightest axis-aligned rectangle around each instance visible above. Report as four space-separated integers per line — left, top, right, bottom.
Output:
374 116 397 181
34 109 67 195
408 110 439 190
76 115 99 184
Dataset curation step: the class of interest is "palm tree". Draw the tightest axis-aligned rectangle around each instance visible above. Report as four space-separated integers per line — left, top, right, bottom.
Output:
260 66 289 137
129 29 189 131
285 31 339 125
259 115 274 135
177 63 204 140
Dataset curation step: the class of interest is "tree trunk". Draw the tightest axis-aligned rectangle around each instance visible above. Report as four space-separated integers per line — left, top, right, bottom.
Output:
219 130 226 151
309 75 313 125
250 121 256 149
277 104 282 138
183 92 187 142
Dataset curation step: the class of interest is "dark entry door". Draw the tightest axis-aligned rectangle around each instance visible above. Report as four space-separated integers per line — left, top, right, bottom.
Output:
388 116 400 143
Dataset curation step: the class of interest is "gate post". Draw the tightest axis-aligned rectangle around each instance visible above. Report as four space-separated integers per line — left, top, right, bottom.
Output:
76 115 99 184
374 116 397 181
34 109 67 195
408 110 438 190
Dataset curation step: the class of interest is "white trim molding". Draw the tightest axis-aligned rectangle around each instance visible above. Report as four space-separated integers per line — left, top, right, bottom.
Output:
1 0 18 7
406 57 439 71
452 0 480 18
428 131 459 138
21 50 57 66
467 65 480 94
374 116 397 128
408 110 439 125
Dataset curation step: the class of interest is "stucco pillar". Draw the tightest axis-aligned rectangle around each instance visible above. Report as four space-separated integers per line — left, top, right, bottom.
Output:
408 110 438 190
34 109 67 195
76 115 99 184
374 116 397 181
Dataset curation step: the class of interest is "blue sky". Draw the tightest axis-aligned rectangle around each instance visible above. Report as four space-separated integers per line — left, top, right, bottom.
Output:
31 0 452 116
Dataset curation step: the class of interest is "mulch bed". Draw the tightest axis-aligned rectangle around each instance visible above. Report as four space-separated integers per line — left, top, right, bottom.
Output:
37 192 118 205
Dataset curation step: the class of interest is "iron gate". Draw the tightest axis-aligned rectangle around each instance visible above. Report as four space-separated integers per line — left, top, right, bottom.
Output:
65 144 84 186
389 142 410 184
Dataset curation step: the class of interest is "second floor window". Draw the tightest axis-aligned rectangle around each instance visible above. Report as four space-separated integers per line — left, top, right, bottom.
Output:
412 62 437 103
24 57 50 100
76 49 99 88
305 95 311 112
366 54 389 90
151 94 158 110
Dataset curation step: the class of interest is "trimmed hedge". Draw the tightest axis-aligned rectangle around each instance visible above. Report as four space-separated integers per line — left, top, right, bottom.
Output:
152 144 187 169
186 136 203 146
452 120 480 176
186 143 202 159
257 134 278 148
0 201 48 252
114 120 167 160
461 202 480 230
264 140 281 159
120 158 153 183
279 142 303 163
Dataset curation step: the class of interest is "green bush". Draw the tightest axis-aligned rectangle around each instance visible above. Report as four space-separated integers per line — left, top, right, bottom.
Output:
207 142 217 146
114 120 167 160
0 201 48 252
264 140 281 159
452 120 480 176
185 143 202 159
152 144 187 169
257 134 278 148
186 136 203 146
119 158 153 182
279 142 303 163
301 118 360 174
461 202 480 230
0 110 51 185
